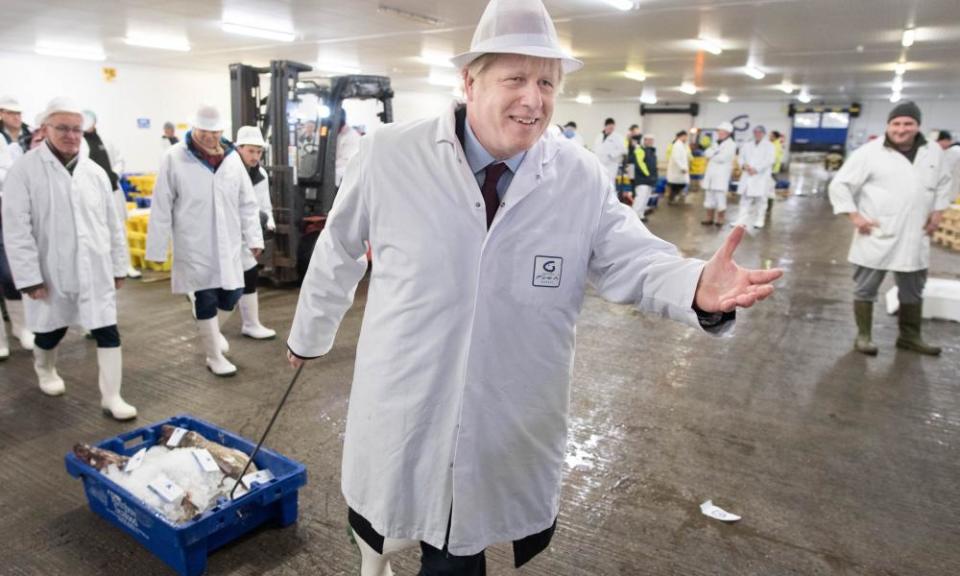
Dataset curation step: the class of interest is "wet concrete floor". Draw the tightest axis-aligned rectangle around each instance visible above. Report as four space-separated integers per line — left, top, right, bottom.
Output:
1 184 958 575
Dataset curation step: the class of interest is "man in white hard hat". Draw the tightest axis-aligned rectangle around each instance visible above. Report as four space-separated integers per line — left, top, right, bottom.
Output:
287 0 783 573
2 97 136 420
146 105 264 376
701 121 737 226
233 125 276 340
736 125 775 228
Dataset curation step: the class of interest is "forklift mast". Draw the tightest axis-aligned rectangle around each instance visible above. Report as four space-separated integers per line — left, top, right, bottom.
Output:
228 60 393 283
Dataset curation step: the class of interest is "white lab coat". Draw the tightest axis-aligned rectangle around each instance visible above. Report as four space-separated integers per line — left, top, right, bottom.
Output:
592 132 626 181
241 165 274 271
0 137 25 194
336 127 362 187
702 138 737 192
1 144 127 332
737 139 775 197
666 141 690 185
288 103 727 556
829 138 953 272
146 141 264 294
942 144 960 202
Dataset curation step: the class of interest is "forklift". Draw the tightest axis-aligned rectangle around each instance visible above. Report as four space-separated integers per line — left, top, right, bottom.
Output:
229 60 394 283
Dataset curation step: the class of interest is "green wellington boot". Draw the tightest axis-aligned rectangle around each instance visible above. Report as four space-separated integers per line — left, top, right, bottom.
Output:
853 301 879 356
896 302 942 356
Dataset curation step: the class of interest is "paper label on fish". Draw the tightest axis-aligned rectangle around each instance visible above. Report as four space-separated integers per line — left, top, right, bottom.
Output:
125 448 147 473
241 469 275 489
149 475 186 503
193 449 220 473
166 427 188 448
700 500 741 523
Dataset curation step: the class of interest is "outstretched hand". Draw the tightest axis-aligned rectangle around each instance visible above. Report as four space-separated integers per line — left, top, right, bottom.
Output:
694 225 784 313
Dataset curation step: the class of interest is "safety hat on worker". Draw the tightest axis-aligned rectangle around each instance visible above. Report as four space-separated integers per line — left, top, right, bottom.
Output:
235 125 266 147
38 97 84 124
192 104 225 131
451 0 583 73
717 121 733 133
0 95 22 113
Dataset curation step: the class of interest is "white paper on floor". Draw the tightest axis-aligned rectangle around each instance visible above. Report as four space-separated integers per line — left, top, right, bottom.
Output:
885 278 960 322
700 500 741 523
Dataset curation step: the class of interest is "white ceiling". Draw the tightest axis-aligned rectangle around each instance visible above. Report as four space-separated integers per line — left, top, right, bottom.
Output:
2 0 959 104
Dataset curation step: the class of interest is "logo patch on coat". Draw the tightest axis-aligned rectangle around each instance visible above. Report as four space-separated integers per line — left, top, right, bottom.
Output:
532 256 563 288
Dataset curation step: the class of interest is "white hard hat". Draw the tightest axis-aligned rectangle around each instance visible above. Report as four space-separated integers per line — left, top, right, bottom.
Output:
82 110 97 131
451 0 583 74
235 125 265 147
192 104 224 131
40 97 84 124
0 95 22 113
717 122 733 133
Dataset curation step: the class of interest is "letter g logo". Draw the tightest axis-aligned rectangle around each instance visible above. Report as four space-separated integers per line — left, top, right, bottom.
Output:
542 260 556 273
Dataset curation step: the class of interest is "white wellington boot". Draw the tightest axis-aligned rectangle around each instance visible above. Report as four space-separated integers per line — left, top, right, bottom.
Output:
97 347 137 420
198 318 237 376
217 308 234 353
6 299 35 350
0 317 9 360
34 347 65 396
239 293 276 340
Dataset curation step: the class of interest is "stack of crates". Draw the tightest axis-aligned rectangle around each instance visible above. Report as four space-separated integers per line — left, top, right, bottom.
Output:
126 213 172 271
125 174 158 209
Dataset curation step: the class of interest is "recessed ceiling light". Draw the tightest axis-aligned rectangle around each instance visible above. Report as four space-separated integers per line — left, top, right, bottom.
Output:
600 0 633 10
743 66 766 80
894 62 907 76
777 82 795 94
890 91 902 103
222 21 295 42
575 93 593 105
124 33 191 52
623 70 647 82
697 38 723 55
679 81 697 95
797 90 812 103
717 93 730 103
35 41 106 61
418 50 454 68
901 28 915 47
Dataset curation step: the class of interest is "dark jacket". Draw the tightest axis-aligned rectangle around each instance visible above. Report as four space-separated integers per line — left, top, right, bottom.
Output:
633 145 658 187
83 130 120 190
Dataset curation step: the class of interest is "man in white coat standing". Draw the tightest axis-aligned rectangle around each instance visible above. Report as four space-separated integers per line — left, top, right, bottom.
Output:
701 122 737 226
2 98 136 420
829 101 952 356
146 105 263 376
666 131 690 204
286 0 783 574
234 125 276 340
592 117 625 189
736 125 775 228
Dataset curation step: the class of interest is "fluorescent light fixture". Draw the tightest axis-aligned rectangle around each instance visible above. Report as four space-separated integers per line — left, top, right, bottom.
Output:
575 93 593 105
35 42 105 61
124 33 190 52
601 0 633 10
892 75 904 91
901 28 915 47
623 70 647 82
419 50 454 68
222 21 295 42
428 71 460 87
697 38 723 55
890 91 902 103
894 62 907 76
777 82 795 94
742 66 766 80
317 61 362 75
678 81 697 95
640 88 657 104
797 90 812 104
717 93 730 103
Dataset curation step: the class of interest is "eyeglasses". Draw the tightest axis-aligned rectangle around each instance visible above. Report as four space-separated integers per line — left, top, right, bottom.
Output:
50 125 84 135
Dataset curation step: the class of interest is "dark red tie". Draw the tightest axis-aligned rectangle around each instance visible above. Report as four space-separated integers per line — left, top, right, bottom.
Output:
481 162 509 228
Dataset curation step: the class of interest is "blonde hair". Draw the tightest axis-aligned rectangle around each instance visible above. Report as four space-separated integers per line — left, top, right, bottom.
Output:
462 53 564 91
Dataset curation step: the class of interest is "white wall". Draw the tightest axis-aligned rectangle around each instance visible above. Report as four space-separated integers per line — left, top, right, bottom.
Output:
0 52 230 173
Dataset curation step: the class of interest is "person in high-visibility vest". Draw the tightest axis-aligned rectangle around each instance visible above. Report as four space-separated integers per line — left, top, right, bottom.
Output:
768 130 785 214
632 134 658 221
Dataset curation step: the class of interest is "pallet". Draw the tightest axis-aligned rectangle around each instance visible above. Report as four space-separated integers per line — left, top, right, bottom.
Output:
933 230 960 251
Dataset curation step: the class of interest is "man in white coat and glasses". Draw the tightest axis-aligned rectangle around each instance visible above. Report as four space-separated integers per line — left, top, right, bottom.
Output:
287 0 783 574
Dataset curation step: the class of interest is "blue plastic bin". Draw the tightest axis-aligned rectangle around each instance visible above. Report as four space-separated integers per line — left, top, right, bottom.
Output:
135 197 152 208
65 414 307 576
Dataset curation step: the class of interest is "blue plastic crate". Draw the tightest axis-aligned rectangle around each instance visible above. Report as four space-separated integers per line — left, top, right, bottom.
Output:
135 197 152 208
65 414 307 576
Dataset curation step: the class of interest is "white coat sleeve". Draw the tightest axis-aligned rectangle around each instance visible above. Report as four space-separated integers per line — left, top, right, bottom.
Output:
933 155 954 212
1 161 44 289
828 147 869 215
238 165 264 251
716 141 737 165
257 168 275 228
287 137 371 358
97 169 129 277
145 153 176 262
704 144 718 160
588 173 728 334
106 140 125 177
0 140 11 189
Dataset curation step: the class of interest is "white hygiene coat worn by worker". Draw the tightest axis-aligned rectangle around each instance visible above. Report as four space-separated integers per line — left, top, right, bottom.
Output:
942 144 960 202
829 137 953 272
1 143 128 332
666 141 690 185
241 164 274 271
146 138 263 294
336 126 362 187
737 139 775 197
287 102 730 557
702 137 737 192
592 131 626 181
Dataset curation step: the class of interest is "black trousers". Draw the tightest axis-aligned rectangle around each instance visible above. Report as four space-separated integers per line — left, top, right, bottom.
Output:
243 265 258 295
34 325 120 350
418 541 485 576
